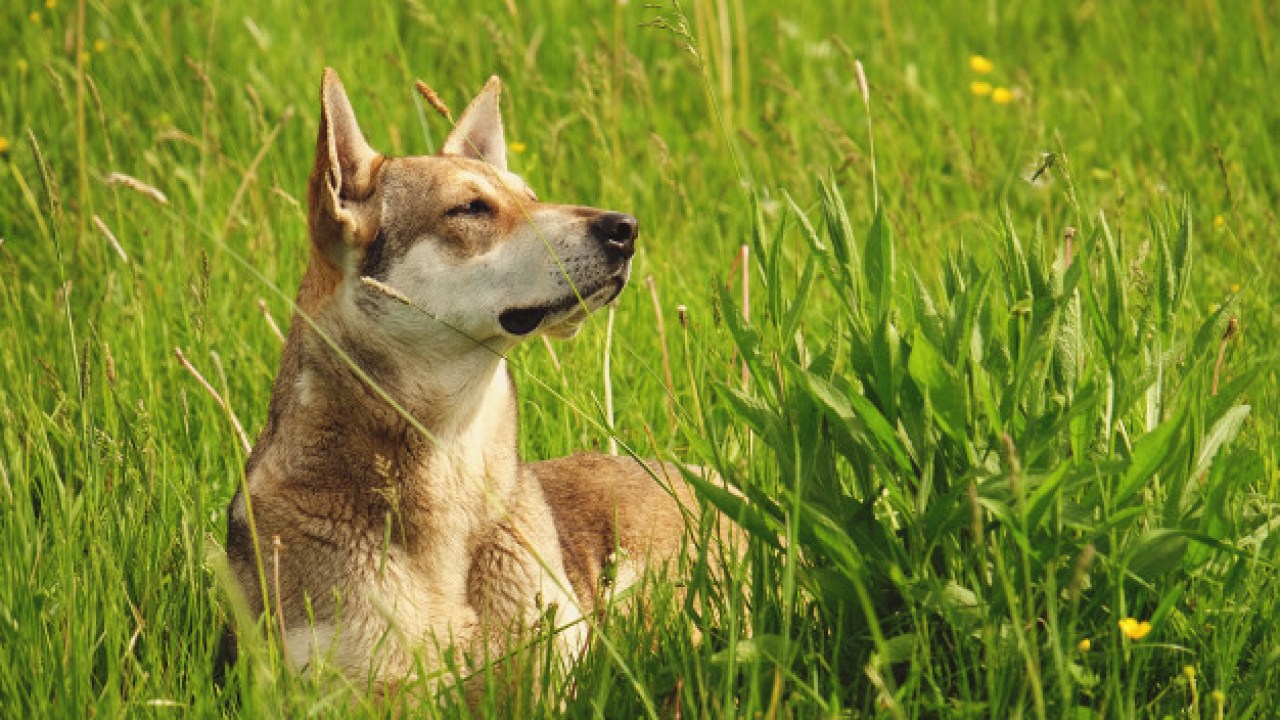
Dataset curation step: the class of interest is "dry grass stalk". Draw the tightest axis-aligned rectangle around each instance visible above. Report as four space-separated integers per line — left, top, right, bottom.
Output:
103 342 117 385
1212 317 1239 396
221 105 296 238
415 80 453 121
1001 432 1022 495
272 535 291 668
174 347 252 454
540 336 563 374
105 172 168 205
360 276 414 306
603 306 618 455
92 214 129 263
257 299 285 342
854 59 879 209
854 59 870 107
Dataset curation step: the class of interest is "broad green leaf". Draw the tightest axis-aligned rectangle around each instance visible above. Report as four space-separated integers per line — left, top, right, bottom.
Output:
820 175 861 296
907 329 967 441
1192 404 1250 478
1172 202 1193 318
678 465 783 550
780 251 819 340
1114 410 1186 506
1025 463 1071 532
863 208 893 320
791 362 913 475
879 633 916 665
1097 210 1128 343
1125 528 1188 581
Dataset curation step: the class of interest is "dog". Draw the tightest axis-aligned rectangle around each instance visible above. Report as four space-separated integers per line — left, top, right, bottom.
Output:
221 68 713 693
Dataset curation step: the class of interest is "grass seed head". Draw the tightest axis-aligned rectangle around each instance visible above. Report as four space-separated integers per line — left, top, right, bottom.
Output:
105 172 169 205
415 80 453 121
854 60 870 106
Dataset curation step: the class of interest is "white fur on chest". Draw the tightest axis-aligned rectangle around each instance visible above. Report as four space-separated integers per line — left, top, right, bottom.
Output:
282 363 517 677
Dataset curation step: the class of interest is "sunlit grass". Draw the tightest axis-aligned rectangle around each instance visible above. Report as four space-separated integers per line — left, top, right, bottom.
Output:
1 0 1277 717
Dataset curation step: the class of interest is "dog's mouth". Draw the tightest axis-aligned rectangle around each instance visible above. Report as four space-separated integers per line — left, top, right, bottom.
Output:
498 276 625 337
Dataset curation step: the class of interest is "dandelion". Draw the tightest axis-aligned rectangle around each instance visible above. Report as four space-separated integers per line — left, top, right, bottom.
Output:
970 81 993 96
1118 617 1152 640
1213 214 1225 228
1211 689 1226 706
29 11 41 23
1183 665 1196 681
93 39 108 53
0 136 9 155
1229 283 1240 293
1077 638 1091 652
969 55 994 74
508 141 527 154
45 0 57 8
17 59 29 73
992 87 1015 105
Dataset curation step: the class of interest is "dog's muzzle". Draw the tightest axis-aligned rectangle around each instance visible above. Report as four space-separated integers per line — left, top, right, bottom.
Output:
498 276 627 336
497 211 638 337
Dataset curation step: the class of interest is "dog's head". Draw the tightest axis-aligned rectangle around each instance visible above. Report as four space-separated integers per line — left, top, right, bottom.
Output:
303 69 636 352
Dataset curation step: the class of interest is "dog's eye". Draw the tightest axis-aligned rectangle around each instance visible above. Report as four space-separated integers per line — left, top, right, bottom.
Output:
447 199 493 217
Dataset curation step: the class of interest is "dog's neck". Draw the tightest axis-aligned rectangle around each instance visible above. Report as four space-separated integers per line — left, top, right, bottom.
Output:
252 293 521 547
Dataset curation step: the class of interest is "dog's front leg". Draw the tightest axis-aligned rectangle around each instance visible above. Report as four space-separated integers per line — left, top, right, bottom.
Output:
466 481 587 673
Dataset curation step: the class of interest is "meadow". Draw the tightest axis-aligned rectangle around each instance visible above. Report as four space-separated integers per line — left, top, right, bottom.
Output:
2 0 1279 716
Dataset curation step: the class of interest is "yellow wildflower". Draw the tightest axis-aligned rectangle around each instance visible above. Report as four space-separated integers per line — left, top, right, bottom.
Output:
1184 665 1196 680
1229 283 1240 293
969 55 994 74
1213 214 1225 228
1211 689 1225 705
45 0 57 8
1118 617 1152 640
992 87 1015 105
29 11 41 23
0 136 9 155
508 141 527 154
94 39 108 53
17 59 29 73
1077 638 1091 652
970 81 993 96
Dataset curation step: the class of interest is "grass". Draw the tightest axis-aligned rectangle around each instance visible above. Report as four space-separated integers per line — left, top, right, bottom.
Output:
2 0 1279 717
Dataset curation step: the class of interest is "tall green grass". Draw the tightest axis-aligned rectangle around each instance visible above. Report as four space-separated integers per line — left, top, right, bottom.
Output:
2 0 1278 717
693 188 1275 717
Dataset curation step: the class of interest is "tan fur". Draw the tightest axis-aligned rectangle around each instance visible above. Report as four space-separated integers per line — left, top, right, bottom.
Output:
223 69 719 692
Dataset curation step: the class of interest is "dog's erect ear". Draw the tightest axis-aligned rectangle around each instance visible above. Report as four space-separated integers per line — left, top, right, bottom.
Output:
310 68 381 246
441 76 507 172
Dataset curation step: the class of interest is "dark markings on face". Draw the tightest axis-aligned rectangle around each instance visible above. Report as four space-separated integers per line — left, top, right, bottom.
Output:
359 229 390 281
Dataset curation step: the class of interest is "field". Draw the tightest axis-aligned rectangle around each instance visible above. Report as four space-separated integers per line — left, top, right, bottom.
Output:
3 0 1279 716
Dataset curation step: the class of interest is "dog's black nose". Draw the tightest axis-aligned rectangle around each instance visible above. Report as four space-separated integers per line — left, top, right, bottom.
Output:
590 212 638 259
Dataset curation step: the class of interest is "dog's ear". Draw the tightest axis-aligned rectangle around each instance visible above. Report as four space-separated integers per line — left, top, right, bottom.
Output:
441 76 507 172
310 68 381 248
